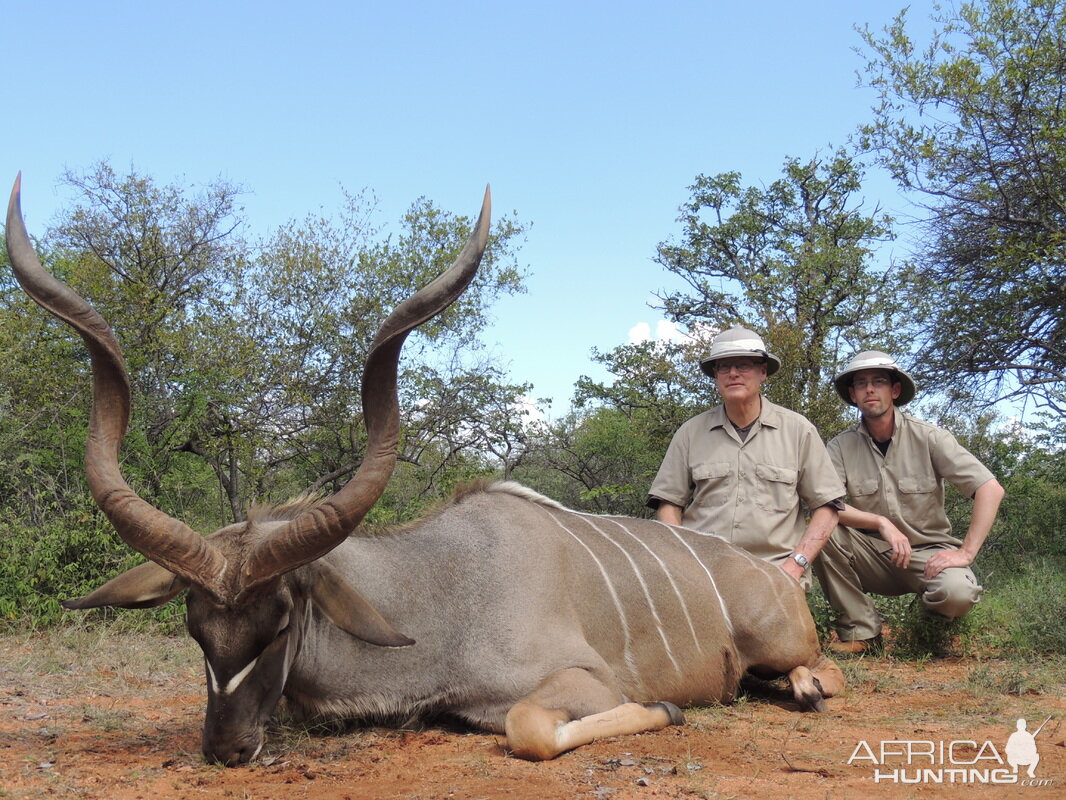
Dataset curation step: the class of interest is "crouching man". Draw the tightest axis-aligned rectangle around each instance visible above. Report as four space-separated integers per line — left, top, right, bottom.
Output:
814 351 1005 654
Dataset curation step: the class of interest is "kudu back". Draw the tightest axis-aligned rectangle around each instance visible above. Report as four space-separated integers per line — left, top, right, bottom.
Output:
6 175 842 765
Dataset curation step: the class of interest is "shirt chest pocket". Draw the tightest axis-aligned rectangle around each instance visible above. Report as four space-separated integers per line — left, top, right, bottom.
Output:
754 463 799 513
848 477 880 498
897 474 940 520
898 476 937 494
691 461 732 504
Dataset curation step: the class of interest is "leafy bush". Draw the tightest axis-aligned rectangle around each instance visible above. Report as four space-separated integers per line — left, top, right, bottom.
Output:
981 475 1066 561
876 594 972 658
0 494 184 631
967 558 1066 656
808 555 1066 658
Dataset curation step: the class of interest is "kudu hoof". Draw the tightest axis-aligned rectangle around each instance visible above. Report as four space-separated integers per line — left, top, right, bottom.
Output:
648 701 686 726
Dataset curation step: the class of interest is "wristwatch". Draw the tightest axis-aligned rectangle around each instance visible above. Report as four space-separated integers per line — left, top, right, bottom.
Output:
790 552 810 570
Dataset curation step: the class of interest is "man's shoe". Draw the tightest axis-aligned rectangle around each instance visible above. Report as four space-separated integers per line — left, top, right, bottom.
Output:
828 635 882 655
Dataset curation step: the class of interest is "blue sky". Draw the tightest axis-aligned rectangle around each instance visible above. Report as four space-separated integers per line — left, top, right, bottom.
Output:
4 0 936 414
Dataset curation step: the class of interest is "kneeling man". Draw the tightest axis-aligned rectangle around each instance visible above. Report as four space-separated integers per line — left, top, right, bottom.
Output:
814 351 1005 653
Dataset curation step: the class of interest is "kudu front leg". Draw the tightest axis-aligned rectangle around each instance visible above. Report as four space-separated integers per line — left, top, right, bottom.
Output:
788 656 844 712
504 667 684 760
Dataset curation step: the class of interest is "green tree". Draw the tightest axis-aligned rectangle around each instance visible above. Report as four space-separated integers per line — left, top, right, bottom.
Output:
7 163 529 532
0 240 95 514
513 340 710 516
514 405 668 516
654 149 911 434
575 339 709 435
229 193 528 514
860 0 1066 416
401 357 534 482
46 163 251 523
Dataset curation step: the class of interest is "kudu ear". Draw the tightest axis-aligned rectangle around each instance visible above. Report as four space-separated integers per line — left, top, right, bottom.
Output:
62 561 188 610
307 562 415 648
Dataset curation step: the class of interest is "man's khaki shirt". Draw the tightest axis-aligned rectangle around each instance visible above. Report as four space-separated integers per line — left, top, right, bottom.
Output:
828 411 995 548
647 399 845 562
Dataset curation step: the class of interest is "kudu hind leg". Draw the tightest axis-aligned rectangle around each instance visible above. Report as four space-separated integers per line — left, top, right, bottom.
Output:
504 667 683 761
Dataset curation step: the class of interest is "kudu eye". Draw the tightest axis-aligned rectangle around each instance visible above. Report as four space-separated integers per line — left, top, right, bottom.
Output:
273 614 291 641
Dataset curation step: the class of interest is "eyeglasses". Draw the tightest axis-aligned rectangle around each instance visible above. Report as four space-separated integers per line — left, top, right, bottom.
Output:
713 359 762 375
851 376 892 390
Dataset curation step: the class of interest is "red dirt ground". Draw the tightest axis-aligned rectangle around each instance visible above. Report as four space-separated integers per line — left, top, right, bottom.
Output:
0 633 1063 800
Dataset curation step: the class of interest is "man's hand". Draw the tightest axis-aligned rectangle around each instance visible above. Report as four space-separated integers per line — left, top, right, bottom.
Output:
780 558 806 583
924 548 974 579
878 519 912 569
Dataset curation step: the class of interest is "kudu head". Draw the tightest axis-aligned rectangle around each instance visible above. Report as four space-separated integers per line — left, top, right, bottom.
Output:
5 174 490 765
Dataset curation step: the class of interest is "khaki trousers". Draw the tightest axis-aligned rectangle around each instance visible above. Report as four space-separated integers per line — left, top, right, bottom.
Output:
813 525 983 641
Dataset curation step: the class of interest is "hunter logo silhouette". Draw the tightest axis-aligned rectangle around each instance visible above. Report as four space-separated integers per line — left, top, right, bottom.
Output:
1006 716 1050 779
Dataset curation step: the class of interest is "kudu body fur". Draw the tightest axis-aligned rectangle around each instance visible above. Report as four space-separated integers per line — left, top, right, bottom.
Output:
6 175 842 765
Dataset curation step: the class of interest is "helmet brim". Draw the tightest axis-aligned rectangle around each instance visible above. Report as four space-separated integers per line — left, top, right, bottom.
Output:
833 366 916 407
700 349 781 378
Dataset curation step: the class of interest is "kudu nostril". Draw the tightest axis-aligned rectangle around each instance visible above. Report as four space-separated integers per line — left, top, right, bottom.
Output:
204 734 262 766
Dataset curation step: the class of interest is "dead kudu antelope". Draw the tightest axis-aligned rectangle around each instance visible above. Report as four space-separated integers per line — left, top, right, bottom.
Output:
6 174 843 765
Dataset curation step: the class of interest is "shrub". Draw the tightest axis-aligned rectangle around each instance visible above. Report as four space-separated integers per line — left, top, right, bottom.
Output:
0 494 184 631
809 557 1066 658
967 558 1066 655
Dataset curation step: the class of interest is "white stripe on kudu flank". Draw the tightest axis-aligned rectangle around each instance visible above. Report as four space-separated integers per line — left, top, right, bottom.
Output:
655 521 735 636
577 515 683 674
598 516 704 655
539 508 639 679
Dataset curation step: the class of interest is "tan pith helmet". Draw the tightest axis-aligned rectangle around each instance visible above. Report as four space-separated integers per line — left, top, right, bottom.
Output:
833 350 916 407
699 326 781 377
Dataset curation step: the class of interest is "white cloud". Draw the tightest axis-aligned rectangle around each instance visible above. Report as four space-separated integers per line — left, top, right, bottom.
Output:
628 319 688 345
628 321 653 344
656 320 686 343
